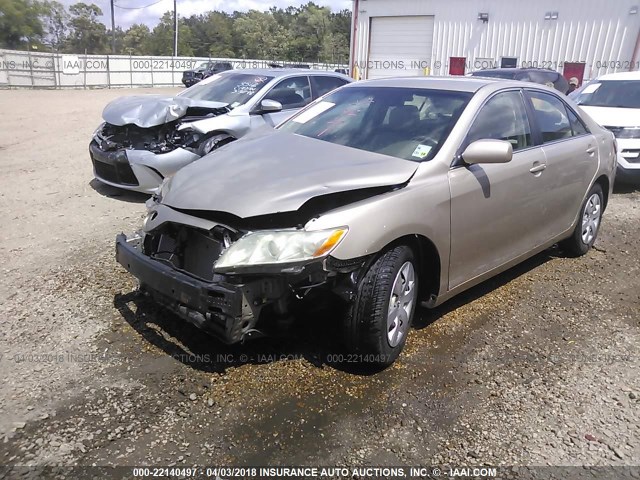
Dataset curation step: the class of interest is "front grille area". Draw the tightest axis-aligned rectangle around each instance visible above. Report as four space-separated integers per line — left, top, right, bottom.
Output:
621 149 640 163
93 159 139 185
604 126 624 137
144 224 225 282
90 141 139 186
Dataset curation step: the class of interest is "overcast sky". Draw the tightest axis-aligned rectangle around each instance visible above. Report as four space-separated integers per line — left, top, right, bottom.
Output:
59 0 353 30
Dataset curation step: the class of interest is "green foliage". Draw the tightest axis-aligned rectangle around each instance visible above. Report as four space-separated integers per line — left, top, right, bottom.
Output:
121 23 152 55
66 2 106 53
0 0 351 61
184 11 234 57
0 0 45 49
147 11 193 56
41 0 69 51
234 10 291 60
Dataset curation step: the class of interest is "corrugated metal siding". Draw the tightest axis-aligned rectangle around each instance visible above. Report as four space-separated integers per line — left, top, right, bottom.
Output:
368 16 435 78
352 0 640 80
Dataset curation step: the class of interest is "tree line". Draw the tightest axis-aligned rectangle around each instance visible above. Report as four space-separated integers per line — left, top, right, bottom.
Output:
0 0 351 63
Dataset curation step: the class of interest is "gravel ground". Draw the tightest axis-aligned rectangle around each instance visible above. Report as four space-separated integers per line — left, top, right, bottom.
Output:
0 88 638 477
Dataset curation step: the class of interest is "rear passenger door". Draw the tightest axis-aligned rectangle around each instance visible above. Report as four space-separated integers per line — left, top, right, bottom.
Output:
524 89 598 237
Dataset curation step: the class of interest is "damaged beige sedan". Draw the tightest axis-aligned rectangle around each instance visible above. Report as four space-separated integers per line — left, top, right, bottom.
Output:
116 77 617 367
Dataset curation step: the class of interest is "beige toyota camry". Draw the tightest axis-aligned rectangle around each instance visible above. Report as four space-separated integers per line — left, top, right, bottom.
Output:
116 77 617 367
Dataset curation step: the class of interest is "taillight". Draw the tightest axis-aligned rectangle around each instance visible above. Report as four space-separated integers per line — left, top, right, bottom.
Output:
613 138 618 155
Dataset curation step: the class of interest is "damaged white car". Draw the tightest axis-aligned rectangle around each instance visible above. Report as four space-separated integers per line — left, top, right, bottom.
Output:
90 69 352 193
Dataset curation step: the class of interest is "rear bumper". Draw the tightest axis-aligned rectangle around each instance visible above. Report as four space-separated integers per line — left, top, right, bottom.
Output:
115 233 311 343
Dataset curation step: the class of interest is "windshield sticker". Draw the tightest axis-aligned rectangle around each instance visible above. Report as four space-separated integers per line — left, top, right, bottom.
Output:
582 83 602 94
233 82 259 94
292 101 336 124
412 144 432 159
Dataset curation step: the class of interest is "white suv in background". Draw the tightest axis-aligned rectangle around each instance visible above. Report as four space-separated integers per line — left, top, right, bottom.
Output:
574 71 640 184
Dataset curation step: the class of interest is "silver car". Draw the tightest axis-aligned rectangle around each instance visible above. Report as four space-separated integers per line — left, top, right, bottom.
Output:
90 69 352 193
116 77 616 367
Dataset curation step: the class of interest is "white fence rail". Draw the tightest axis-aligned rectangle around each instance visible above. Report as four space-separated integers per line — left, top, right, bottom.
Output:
0 48 348 89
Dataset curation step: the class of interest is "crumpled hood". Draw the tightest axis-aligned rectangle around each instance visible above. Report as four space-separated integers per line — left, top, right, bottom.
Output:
102 95 228 128
162 131 419 218
580 106 640 127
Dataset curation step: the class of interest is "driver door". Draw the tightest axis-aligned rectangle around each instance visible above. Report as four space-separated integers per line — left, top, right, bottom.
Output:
448 90 552 289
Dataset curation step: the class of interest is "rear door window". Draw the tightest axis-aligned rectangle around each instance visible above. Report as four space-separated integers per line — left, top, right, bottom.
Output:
310 76 349 99
567 109 589 136
527 91 573 143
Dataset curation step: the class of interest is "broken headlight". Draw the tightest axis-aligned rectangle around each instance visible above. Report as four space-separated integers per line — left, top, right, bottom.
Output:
214 227 348 270
92 122 106 139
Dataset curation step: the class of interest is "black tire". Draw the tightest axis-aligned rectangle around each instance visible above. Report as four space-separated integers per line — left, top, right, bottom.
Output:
196 134 235 157
343 245 419 368
561 183 604 257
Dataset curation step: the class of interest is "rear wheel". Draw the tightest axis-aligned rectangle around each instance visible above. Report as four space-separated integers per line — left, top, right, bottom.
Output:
561 184 603 256
344 245 418 367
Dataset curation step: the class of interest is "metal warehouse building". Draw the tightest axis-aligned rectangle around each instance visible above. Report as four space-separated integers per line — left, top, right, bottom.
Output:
350 0 640 81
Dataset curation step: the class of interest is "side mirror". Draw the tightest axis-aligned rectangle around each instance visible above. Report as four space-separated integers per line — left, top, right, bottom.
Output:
462 139 513 165
259 99 283 113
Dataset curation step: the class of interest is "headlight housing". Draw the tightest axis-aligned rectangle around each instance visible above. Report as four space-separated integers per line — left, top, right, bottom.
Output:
146 177 171 209
214 227 348 271
92 122 106 139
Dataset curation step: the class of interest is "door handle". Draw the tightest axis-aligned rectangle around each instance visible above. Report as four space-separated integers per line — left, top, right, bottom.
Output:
586 146 597 155
529 163 547 174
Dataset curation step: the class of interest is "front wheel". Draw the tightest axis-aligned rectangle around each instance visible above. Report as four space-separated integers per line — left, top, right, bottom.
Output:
561 184 604 256
197 134 235 157
343 245 419 367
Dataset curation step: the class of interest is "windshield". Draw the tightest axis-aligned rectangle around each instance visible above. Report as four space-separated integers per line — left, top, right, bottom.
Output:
179 73 273 108
279 86 472 162
575 80 640 108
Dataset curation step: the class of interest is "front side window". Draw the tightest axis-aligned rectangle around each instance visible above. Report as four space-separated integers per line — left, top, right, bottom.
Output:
265 76 311 109
466 91 532 151
528 91 572 143
279 86 472 162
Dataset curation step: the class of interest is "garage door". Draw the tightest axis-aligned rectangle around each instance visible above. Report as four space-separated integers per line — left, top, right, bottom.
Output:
367 16 434 79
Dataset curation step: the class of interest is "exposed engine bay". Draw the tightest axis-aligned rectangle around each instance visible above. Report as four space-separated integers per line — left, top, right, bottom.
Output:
95 106 230 155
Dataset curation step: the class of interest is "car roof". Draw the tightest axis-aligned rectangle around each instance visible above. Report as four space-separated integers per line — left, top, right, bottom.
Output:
220 68 350 78
597 71 640 81
472 67 557 74
347 76 509 93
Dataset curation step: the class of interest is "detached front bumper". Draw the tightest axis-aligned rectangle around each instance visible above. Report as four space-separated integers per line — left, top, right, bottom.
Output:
115 233 322 343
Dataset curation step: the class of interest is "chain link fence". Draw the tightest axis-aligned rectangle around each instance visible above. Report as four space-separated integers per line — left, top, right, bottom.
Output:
0 48 347 89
